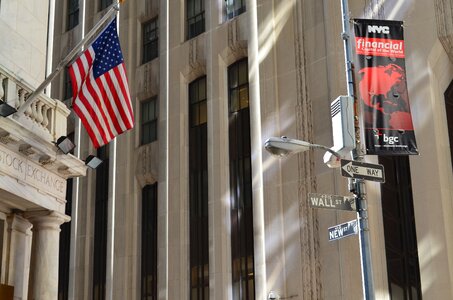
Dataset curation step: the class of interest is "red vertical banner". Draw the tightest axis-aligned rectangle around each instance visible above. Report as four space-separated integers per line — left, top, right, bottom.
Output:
354 19 418 155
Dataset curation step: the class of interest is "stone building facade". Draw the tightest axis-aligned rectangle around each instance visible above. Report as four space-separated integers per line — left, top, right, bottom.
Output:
52 0 453 299
0 0 86 299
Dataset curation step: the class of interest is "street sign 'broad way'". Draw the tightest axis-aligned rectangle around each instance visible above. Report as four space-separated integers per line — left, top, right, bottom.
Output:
341 159 385 183
308 193 356 211
328 219 358 241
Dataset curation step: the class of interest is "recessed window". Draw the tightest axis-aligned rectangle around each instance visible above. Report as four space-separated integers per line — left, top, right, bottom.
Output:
379 156 421 299
444 80 453 174
142 18 159 64
228 59 249 113
67 0 79 31
141 184 158 300
141 97 158 145
189 76 209 299
225 0 246 20
64 70 73 100
92 146 109 300
58 177 73 300
187 0 205 39
228 59 255 300
99 0 112 11
189 76 207 127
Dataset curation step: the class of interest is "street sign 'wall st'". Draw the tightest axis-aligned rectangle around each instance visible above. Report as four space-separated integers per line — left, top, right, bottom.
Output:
341 159 385 183
328 219 358 241
308 193 356 211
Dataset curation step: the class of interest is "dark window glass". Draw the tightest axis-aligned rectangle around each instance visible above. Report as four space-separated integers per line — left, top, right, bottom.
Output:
141 97 158 144
225 0 246 20
0 219 3 279
64 70 73 100
379 156 422 300
445 80 453 173
93 146 109 300
58 178 73 300
189 76 209 300
228 59 254 300
67 0 79 31
189 76 207 127
100 0 112 11
143 18 159 64
141 184 158 300
58 134 75 300
228 59 249 113
187 0 205 39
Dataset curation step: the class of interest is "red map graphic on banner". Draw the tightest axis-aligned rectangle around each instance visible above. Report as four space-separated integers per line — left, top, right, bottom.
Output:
358 64 414 130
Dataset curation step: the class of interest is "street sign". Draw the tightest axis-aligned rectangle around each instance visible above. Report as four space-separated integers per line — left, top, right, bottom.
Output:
328 219 358 241
308 193 356 211
341 159 385 183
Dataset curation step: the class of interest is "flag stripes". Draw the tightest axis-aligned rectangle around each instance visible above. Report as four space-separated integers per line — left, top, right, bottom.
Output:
68 18 134 148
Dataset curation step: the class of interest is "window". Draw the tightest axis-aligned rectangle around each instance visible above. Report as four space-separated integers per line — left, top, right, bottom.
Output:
58 178 73 300
228 59 249 113
225 0 246 20
99 0 112 11
67 0 79 31
92 146 109 300
445 80 453 173
141 97 158 144
228 59 255 300
143 18 159 64
189 77 207 127
141 184 158 300
64 70 73 101
189 77 209 299
0 219 4 280
379 156 421 299
187 0 205 39
58 134 74 300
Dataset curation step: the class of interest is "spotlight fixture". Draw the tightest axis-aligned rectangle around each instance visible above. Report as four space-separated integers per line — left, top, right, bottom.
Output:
0 101 17 117
85 155 103 169
56 136 75 154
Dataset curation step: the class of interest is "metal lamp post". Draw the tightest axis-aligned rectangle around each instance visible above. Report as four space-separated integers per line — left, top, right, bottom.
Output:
264 135 375 300
339 0 375 297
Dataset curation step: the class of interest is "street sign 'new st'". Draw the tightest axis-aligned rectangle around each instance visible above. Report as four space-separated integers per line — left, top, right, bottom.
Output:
328 219 358 241
341 159 385 183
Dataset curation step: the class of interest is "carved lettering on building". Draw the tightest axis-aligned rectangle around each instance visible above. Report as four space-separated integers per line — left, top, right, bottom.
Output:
0 147 66 199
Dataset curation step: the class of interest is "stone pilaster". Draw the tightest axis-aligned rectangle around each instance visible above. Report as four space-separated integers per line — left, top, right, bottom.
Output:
24 211 70 300
6 214 32 300
293 1 322 298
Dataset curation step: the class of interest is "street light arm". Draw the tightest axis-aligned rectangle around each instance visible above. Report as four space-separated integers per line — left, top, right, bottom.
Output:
309 143 342 159
264 136 342 159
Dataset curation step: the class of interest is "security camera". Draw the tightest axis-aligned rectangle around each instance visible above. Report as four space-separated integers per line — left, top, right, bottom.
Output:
268 291 280 300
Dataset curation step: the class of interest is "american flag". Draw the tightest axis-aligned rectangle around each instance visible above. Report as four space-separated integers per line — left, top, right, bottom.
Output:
69 18 134 148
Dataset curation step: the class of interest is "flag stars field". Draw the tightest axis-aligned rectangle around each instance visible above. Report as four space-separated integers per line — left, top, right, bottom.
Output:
68 18 134 148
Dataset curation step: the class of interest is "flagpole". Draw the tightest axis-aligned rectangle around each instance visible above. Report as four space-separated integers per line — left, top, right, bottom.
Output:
15 3 120 115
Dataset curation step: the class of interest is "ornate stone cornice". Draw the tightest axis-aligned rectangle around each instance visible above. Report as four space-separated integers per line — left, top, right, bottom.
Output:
435 0 453 62
135 142 159 188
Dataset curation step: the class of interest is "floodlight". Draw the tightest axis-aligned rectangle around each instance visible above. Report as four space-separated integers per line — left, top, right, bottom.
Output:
85 155 103 169
56 136 75 154
0 101 17 117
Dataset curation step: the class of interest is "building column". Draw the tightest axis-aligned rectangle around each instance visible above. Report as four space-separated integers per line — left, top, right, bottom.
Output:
24 211 70 300
6 214 32 300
